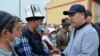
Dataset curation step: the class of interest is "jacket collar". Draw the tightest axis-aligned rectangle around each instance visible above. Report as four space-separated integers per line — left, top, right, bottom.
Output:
75 22 88 30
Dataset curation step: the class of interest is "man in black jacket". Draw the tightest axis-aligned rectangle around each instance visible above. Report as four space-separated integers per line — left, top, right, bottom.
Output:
15 4 50 56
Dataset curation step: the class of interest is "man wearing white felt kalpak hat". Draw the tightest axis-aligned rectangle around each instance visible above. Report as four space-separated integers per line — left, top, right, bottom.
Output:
15 4 51 56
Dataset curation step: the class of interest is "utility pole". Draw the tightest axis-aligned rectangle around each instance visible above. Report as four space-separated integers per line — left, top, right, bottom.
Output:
19 0 21 18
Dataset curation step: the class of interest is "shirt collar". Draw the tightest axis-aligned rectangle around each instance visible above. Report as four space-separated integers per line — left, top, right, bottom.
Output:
75 22 88 30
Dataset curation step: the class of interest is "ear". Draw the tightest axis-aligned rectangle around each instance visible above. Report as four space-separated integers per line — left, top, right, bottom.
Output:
79 13 84 19
1 29 8 37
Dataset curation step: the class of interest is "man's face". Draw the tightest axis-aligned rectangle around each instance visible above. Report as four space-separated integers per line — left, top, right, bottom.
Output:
34 19 43 28
86 16 92 24
64 26 69 31
11 22 22 39
0 21 22 42
69 13 85 28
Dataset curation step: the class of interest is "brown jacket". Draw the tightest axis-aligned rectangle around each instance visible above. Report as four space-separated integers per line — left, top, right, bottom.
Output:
56 29 70 51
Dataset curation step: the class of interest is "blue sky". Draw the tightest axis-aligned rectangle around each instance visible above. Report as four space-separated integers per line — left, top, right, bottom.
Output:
0 0 51 23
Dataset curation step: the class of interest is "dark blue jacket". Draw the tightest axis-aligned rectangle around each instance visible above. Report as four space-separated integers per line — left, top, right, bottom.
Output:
22 27 49 55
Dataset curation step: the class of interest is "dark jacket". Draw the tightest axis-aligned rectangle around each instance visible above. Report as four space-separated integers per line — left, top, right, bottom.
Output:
56 29 70 52
22 27 50 56
92 23 100 56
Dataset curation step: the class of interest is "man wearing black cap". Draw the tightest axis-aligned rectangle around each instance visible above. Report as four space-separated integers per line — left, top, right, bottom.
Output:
15 4 50 56
61 4 99 56
56 18 70 52
0 11 22 56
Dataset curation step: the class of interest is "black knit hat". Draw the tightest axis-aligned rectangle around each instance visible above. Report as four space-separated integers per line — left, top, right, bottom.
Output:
61 18 70 26
0 11 13 30
0 11 21 31
86 10 92 17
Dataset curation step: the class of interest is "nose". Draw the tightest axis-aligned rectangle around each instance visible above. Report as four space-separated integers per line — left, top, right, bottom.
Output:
69 17 72 21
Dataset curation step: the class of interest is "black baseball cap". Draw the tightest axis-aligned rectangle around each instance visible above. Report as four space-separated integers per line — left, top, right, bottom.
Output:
63 4 86 15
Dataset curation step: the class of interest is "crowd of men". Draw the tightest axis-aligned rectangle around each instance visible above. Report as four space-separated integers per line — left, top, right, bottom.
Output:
0 4 100 56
